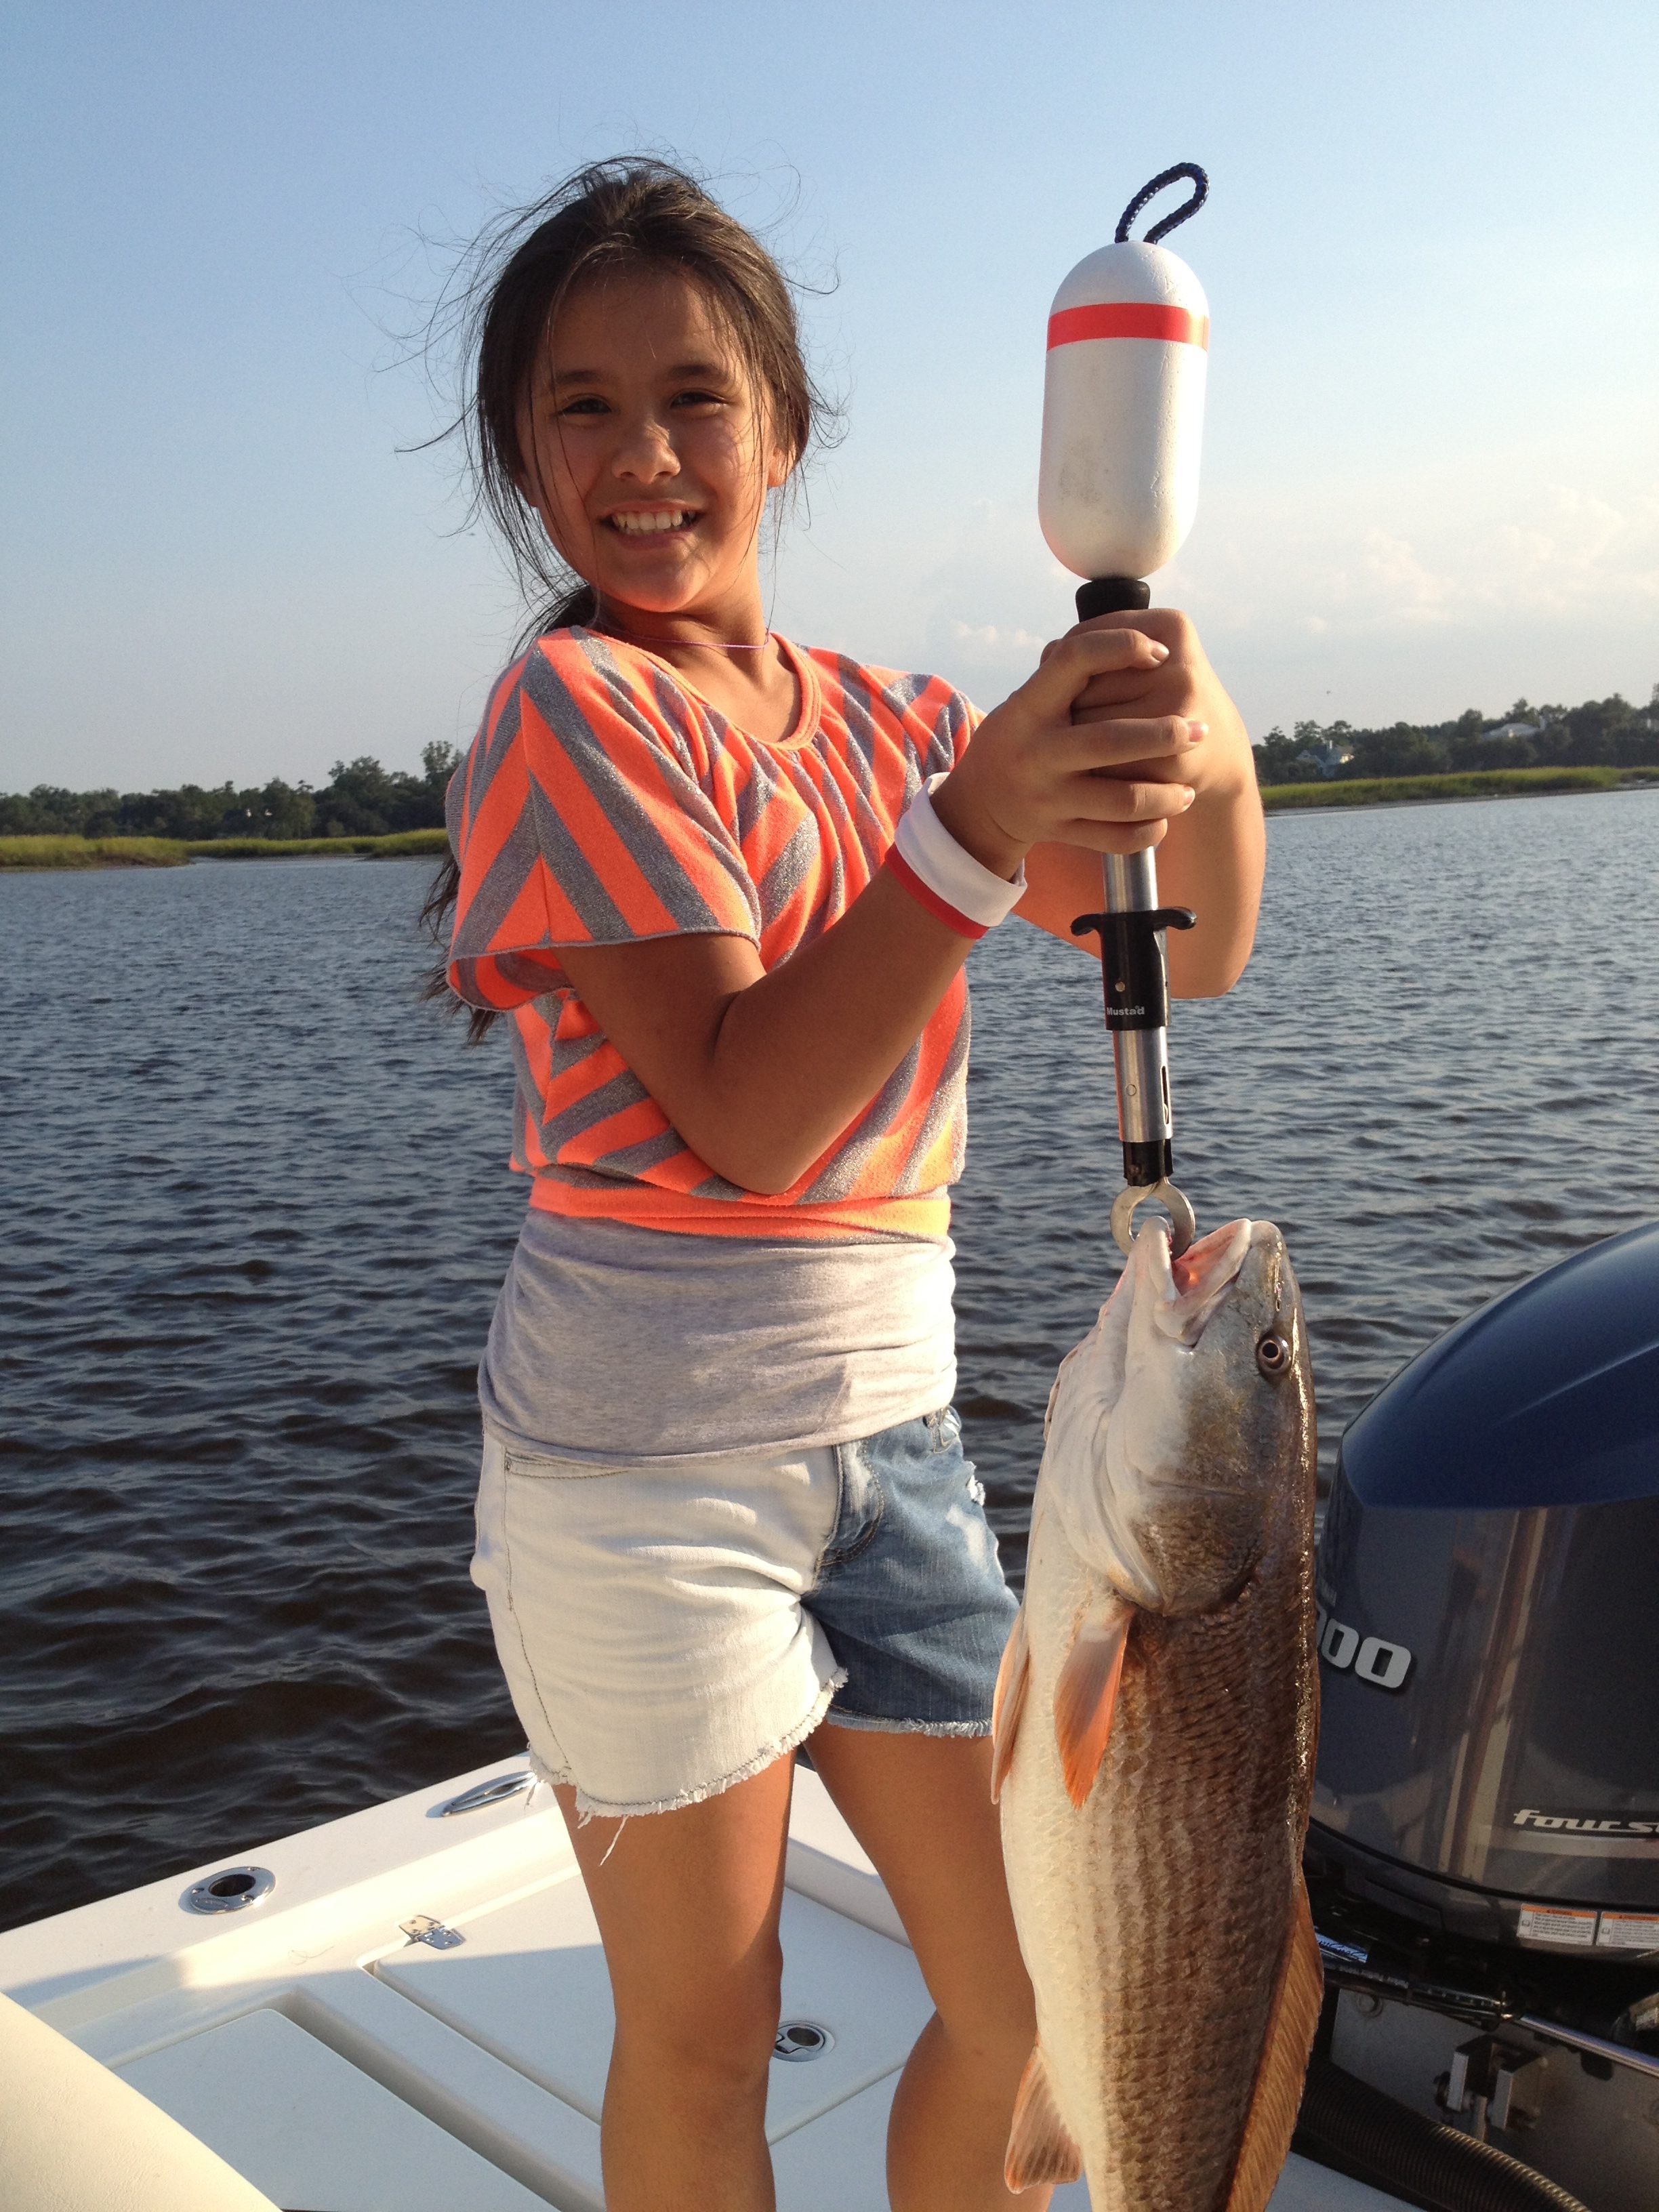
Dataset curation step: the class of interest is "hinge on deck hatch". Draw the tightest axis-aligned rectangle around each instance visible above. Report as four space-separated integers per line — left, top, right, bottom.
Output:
398 1913 464 1949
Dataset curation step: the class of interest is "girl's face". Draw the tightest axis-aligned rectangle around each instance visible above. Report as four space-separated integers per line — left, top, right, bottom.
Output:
518 266 791 630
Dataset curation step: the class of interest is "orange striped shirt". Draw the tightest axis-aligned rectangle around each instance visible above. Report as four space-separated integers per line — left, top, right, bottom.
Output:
447 630 975 1241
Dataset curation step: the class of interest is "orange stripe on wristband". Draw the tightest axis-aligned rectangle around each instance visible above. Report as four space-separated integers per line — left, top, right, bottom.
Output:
1046 303 1209 350
884 846 988 941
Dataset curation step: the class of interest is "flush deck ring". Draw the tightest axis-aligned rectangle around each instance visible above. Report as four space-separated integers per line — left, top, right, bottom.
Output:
182 1864 275 1915
1111 1179 1197 1258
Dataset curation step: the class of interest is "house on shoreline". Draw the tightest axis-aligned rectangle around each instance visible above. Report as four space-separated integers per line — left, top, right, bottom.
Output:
1294 736 1356 779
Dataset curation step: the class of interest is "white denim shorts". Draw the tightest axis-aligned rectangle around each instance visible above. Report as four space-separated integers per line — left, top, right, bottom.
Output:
470 1413 1017 1819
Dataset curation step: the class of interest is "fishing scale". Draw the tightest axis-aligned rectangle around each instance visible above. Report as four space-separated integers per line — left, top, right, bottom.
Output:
1038 163 1210 1257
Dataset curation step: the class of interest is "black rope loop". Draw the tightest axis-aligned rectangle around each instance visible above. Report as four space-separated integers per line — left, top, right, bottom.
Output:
1115 163 1209 245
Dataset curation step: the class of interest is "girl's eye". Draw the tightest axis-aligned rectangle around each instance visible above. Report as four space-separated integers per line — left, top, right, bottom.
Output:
672 388 729 410
556 394 609 417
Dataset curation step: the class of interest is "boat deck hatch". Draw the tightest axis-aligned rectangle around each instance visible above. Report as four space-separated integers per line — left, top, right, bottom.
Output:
373 1867 933 2142
117 2006 549 2211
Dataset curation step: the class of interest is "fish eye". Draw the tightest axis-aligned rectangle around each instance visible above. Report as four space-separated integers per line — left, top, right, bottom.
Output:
1256 1331 1292 1378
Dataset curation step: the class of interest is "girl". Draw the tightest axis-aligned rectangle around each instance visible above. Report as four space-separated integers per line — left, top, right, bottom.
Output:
430 160 1263 2212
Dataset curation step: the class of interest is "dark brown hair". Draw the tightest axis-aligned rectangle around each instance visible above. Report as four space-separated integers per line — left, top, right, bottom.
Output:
421 159 835 1034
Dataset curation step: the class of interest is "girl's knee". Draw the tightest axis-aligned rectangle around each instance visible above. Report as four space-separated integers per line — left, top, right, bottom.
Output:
929 1969 1038 2070
613 2015 779 2105
611 1948 785 2091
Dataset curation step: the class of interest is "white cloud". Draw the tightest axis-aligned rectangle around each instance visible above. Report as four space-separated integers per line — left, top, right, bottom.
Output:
947 619 1050 655
1189 478 1659 639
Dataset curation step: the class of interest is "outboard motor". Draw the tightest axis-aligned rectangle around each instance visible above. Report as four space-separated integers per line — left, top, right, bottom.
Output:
1303 1222 1659 2210
1313 1221 1659 1946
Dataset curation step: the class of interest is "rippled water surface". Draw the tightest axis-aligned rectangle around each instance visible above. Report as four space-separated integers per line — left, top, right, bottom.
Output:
4 790 1657 1931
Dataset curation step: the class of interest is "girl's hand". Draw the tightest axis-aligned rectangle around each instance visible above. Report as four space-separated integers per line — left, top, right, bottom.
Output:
1015 607 1265 998
1061 607 1253 804
930 627 1205 880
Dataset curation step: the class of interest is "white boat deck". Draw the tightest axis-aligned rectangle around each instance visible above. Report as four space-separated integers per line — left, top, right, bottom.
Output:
0 1759 1406 2211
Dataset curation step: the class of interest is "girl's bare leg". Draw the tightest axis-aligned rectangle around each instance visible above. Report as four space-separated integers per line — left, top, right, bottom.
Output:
554 1754 795 2212
806 1727 1054 2212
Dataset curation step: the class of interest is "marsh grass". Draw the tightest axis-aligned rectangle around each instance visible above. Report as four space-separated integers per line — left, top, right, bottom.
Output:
0 835 189 869
186 830 451 860
1 829 451 868
1260 765 1654 812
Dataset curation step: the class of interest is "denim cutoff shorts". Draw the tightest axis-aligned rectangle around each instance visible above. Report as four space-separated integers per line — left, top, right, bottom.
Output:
470 1408 1019 1818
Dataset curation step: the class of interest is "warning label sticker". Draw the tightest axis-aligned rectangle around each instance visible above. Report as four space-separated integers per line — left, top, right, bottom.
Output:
1595 1912 1659 1951
1515 1906 1598 1947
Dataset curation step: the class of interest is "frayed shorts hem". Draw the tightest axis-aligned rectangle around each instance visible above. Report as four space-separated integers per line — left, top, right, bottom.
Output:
544 1671 847 1820
820 1711 991 1738
524 1746 574 1792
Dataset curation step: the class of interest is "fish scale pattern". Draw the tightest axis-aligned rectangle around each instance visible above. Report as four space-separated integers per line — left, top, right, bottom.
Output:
1003 1483 1317 2208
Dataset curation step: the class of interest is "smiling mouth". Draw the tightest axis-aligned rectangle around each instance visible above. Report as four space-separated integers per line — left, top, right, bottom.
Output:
605 508 699 536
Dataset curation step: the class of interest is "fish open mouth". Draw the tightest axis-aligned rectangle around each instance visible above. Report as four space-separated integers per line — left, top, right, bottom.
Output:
1147 1216 1261 1344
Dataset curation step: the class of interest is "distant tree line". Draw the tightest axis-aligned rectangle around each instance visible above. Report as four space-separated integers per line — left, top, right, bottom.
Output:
7 689 1657 832
0 743 462 840
1252 689 1659 785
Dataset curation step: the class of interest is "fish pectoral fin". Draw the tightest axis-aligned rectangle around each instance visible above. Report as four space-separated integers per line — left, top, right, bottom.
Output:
1225 1875 1325 2212
1004 2041 1084 2191
990 1603 1030 1803
1052 1592 1134 1809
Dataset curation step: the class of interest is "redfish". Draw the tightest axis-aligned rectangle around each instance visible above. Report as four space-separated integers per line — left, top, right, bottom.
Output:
994 1218 1321 2210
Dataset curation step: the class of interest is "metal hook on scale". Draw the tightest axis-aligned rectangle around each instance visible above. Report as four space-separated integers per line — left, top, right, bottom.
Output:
1040 165 1213 1259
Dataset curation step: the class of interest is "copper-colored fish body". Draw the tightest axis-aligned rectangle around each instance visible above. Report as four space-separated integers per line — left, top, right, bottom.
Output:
997 1219 1321 2211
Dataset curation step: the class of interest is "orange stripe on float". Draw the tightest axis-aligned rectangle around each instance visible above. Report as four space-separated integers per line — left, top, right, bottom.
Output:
1046 303 1209 350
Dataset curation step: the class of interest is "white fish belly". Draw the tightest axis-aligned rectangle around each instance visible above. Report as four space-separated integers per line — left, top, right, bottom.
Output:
999 1509 1126 2191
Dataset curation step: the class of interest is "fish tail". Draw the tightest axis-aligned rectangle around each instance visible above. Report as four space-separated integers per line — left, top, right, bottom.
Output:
1004 2041 1084 2192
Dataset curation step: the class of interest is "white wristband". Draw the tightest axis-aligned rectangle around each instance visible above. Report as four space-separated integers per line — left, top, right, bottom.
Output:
886 774 1027 939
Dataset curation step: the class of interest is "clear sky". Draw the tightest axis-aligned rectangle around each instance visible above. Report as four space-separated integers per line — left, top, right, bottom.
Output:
3 0 1654 793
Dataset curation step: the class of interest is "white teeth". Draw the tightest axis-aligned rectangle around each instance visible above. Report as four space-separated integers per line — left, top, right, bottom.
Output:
609 510 693 535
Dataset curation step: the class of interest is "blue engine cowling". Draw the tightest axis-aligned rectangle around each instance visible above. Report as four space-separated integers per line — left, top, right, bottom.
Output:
1309 1221 1659 1957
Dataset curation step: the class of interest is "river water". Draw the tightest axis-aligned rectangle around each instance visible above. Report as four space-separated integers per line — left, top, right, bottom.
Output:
3 788 1656 1932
